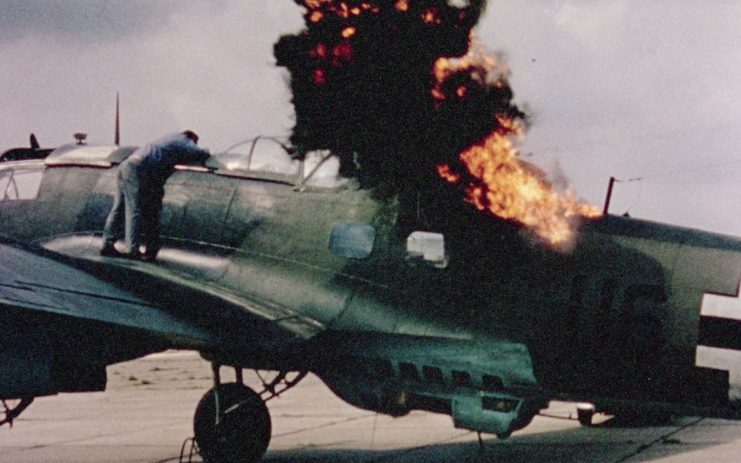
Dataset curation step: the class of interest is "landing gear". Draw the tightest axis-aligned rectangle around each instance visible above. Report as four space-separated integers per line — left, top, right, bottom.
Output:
192 364 306 463
0 397 34 428
193 383 271 463
577 403 595 427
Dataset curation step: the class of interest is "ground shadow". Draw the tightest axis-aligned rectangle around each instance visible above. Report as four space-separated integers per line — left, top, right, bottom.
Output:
263 417 722 463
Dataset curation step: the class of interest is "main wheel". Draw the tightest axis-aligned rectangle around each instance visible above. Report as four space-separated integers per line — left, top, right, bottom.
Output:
194 383 271 463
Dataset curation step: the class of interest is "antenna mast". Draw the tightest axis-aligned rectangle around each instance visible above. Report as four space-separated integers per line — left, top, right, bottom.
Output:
603 176 616 215
115 93 121 145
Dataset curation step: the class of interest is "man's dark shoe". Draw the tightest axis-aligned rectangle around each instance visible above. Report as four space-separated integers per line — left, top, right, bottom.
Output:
100 243 124 257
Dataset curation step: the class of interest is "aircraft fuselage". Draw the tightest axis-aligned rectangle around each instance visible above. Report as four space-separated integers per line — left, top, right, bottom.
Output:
1 144 740 436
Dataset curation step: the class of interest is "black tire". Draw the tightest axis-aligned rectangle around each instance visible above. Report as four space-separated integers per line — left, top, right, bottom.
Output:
577 406 594 426
194 383 271 463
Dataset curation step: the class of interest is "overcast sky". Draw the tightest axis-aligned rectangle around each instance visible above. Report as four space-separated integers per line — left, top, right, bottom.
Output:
1 1 740 236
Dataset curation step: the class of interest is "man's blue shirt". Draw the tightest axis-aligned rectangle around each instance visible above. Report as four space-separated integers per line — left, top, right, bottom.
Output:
135 132 210 184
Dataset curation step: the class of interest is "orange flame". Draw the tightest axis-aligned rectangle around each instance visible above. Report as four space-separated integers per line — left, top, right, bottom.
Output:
422 8 442 25
437 163 461 184
395 0 409 12
432 41 601 248
432 37 507 102
303 1 380 21
309 11 324 23
440 128 601 247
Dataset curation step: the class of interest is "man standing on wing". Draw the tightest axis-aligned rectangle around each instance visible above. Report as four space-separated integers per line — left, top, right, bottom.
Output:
101 130 210 261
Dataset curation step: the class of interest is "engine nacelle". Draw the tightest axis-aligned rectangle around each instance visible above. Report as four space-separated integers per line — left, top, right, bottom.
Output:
318 369 411 417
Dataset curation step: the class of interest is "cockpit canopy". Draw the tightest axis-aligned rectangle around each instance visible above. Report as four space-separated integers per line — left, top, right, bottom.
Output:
39 136 349 190
207 136 349 190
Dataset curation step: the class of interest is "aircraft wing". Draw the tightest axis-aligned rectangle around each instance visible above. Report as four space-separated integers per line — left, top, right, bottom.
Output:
0 237 309 401
0 237 214 348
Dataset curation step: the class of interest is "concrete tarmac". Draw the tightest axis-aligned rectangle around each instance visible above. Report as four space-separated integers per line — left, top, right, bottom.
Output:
2 351 741 463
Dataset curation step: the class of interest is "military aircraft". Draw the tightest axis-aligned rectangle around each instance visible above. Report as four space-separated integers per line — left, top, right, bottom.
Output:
1 135 740 463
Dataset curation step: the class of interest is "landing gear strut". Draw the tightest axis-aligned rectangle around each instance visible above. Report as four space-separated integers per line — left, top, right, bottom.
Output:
0 397 34 428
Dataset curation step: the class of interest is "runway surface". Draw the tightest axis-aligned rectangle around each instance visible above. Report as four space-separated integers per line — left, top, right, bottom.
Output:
2 351 741 463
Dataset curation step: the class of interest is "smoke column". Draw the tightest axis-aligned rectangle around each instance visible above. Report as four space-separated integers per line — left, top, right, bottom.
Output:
274 0 524 187
276 1 599 247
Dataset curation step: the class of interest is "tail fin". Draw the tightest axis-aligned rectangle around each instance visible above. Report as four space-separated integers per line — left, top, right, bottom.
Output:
29 133 40 150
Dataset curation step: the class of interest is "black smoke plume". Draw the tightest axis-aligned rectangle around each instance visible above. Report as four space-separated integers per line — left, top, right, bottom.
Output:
274 0 525 191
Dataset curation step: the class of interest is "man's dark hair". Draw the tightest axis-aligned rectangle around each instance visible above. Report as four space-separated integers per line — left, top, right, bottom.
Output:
183 130 199 144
